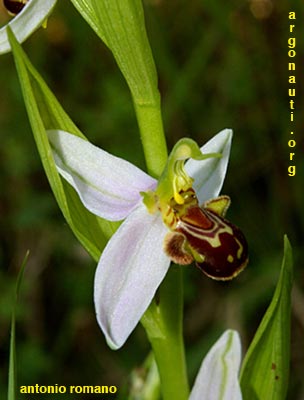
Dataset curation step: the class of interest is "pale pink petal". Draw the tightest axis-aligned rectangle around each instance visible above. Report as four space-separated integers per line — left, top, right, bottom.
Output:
190 330 242 400
47 129 157 221
0 0 57 54
94 203 170 349
185 129 232 202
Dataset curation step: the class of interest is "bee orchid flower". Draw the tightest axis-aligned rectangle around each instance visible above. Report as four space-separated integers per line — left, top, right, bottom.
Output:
0 0 57 55
190 329 242 400
47 128 248 349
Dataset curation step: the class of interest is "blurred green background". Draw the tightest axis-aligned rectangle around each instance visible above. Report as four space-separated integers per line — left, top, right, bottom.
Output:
1 0 304 398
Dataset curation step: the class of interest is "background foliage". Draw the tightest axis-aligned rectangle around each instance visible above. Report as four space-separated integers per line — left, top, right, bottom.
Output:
1 0 303 398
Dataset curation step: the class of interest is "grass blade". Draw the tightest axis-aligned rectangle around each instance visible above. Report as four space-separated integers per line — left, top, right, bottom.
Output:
8 251 29 400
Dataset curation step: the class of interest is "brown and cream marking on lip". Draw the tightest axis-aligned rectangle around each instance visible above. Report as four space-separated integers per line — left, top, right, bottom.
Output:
164 190 248 280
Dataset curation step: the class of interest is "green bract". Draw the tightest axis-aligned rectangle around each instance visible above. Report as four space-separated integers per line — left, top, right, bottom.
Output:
69 0 168 177
240 236 293 400
7 27 114 262
70 0 158 104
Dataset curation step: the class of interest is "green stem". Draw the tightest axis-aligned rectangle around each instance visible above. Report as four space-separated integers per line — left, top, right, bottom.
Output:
135 95 189 400
141 268 189 400
134 101 168 178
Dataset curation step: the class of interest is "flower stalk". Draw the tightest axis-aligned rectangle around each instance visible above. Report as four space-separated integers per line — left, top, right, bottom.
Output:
142 267 189 400
134 78 189 398
134 102 168 178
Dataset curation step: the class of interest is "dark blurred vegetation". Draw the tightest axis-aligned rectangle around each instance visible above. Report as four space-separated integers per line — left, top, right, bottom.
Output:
1 0 304 398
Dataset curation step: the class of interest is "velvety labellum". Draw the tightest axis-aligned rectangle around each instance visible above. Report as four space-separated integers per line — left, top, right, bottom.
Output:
3 0 28 15
180 206 248 279
164 192 248 280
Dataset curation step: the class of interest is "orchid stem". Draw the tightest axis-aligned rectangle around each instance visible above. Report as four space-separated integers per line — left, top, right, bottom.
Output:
141 268 189 400
135 99 189 399
134 101 168 178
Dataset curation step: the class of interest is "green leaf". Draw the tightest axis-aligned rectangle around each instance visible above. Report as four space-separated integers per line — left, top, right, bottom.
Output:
70 0 168 179
240 235 293 400
70 0 159 106
8 251 29 400
8 28 118 262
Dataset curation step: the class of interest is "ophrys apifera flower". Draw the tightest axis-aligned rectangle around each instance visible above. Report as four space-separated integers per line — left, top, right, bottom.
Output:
47 128 248 349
